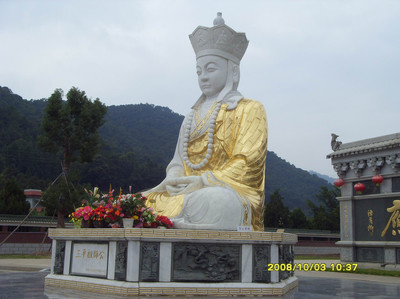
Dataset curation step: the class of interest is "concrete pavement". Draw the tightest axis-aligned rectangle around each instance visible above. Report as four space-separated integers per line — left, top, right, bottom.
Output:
0 258 399 298
295 260 400 285
1 258 400 284
0 258 50 272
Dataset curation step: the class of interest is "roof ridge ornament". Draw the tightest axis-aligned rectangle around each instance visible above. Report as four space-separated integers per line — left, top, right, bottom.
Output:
331 133 342 151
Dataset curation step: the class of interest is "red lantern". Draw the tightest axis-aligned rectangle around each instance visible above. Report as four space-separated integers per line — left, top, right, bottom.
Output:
334 178 344 188
354 182 365 194
372 175 383 186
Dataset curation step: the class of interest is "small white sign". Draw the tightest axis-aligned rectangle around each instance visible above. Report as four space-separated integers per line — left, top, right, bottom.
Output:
71 243 108 277
237 226 252 232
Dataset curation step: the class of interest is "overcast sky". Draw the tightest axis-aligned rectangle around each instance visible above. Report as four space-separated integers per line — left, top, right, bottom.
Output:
1 0 399 178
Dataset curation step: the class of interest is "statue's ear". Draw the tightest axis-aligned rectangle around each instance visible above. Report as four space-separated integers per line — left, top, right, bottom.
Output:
232 65 240 83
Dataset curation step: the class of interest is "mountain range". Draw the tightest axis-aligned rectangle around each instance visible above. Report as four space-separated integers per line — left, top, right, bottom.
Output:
0 86 332 211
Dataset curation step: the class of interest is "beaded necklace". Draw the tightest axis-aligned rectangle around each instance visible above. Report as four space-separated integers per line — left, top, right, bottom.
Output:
183 100 222 170
190 100 218 139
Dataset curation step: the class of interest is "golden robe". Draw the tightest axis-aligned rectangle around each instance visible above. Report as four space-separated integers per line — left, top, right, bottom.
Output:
146 98 268 231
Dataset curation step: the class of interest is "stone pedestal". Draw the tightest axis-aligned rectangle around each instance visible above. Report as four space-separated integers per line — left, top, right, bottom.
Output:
45 228 298 296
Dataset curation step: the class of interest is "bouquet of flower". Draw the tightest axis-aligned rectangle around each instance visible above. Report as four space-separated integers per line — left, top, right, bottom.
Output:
70 206 93 222
104 203 124 223
70 186 174 229
136 207 157 228
118 192 147 218
83 187 103 206
92 205 108 221
156 215 173 228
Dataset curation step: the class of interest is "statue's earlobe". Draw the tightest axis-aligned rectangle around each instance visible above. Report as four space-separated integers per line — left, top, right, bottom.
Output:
232 65 240 84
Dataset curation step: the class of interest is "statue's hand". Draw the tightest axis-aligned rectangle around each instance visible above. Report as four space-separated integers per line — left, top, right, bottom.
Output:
165 176 203 196
166 183 187 196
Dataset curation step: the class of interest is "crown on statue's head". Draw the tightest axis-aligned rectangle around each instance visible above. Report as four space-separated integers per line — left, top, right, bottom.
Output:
189 12 249 65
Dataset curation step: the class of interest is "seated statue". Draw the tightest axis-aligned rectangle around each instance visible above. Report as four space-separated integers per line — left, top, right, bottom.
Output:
144 13 268 231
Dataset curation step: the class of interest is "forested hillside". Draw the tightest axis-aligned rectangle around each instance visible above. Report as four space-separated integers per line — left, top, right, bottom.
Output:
0 86 332 211
265 151 331 210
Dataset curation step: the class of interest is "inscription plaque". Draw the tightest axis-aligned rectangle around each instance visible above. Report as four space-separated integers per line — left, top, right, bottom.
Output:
354 196 400 242
70 243 108 277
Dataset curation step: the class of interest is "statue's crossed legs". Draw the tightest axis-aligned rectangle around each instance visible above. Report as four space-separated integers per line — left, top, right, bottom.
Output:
172 186 245 230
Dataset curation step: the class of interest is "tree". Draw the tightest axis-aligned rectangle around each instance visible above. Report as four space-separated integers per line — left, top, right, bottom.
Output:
289 207 309 229
40 173 83 220
307 186 340 231
38 87 107 227
264 189 290 228
0 177 30 215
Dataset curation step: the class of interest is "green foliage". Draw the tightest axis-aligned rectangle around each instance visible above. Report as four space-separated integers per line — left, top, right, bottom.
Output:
40 174 84 220
0 177 30 215
264 189 290 228
289 208 309 229
264 190 312 229
0 87 54 189
38 87 107 170
38 87 107 226
307 186 340 231
265 151 332 212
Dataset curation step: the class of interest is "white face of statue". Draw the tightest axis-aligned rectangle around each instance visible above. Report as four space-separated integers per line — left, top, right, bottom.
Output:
196 55 228 98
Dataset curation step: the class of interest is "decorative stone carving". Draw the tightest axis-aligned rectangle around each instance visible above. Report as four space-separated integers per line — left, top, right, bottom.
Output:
172 243 240 282
331 133 342 151
253 245 270 283
367 157 385 174
333 162 349 177
279 245 294 281
115 241 127 281
140 242 160 282
350 160 367 177
386 154 400 172
53 240 65 274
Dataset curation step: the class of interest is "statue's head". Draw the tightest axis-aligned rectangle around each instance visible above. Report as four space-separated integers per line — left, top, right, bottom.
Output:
190 13 248 101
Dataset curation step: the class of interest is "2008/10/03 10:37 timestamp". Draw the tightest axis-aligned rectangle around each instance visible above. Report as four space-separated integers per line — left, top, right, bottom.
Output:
267 263 358 272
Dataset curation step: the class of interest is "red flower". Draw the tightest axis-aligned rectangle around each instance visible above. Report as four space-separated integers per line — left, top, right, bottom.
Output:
156 215 173 228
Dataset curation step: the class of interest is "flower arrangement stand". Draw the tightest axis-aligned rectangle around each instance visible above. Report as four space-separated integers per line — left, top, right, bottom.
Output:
122 218 134 228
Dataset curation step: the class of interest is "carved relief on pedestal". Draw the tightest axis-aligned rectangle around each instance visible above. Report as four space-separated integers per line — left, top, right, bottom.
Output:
386 154 400 172
115 241 128 281
54 240 66 275
140 242 160 282
279 245 294 281
253 245 270 283
350 160 367 177
172 243 240 282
